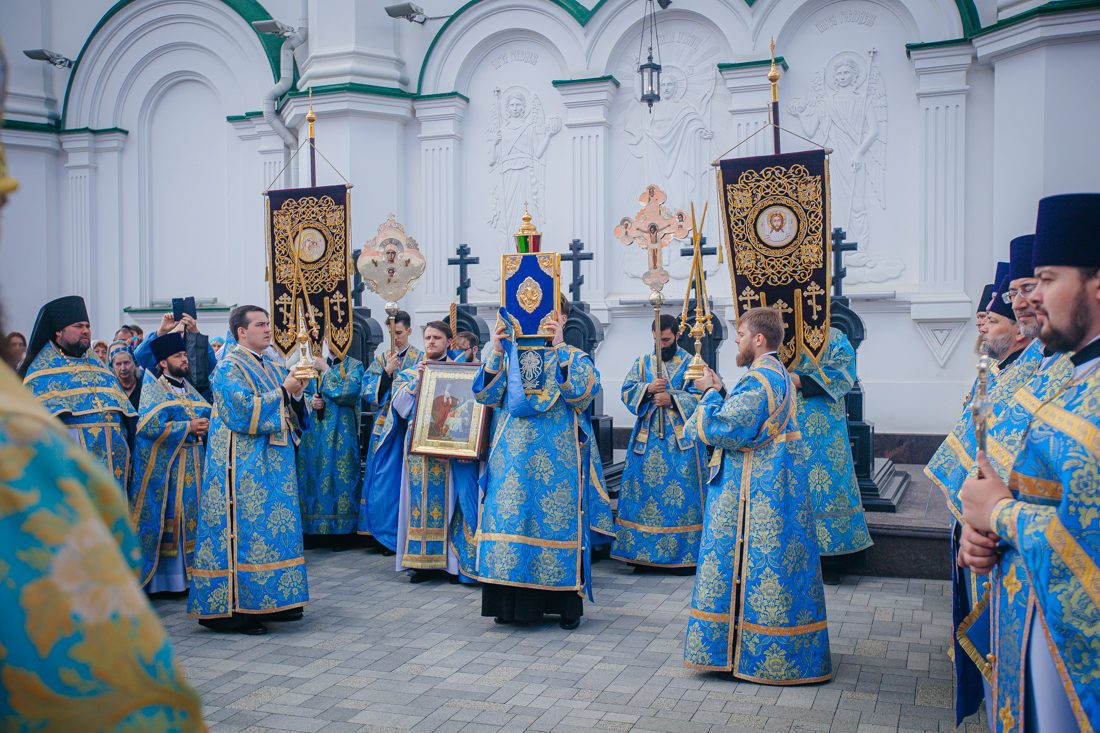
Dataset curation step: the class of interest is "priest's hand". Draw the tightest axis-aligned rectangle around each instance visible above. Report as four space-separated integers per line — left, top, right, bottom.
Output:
647 378 668 395
652 392 672 408
694 367 723 394
789 373 802 390
383 351 400 375
283 374 306 399
313 356 329 374
960 452 1013 534
490 322 507 354
180 313 199 334
546 317 565 346
188 418 210 437
958 522 1000 576
310 394 325 411
157 313 177 337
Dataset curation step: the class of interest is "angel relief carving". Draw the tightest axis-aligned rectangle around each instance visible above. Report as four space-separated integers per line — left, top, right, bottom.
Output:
787 49 904 284
476 86 561 293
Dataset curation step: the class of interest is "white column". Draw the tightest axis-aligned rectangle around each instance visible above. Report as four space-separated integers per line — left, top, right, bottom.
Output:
60 131 97 308
301 0 408 89
719 61 782 159
414 94 467 309
554 77 617 306
92 132 128 324
908 43 974 367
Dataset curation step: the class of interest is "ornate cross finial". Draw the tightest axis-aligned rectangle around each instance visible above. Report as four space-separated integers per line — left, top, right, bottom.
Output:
614 183 690 292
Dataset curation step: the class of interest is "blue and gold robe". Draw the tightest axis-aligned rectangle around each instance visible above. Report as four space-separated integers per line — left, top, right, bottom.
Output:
0 362 206 730
790 328 872 556
389 356 480 573
979 357 1099 732
462 336 615 596
22 340 136 490
357 346 423 541
297 357 365 535
682 354 831 683
614 347 707 567
188 347 309 619
132 373 212 589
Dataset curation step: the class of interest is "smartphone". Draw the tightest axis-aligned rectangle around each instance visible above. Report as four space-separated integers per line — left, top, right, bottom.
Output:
172 298 184 323
172 297 198 322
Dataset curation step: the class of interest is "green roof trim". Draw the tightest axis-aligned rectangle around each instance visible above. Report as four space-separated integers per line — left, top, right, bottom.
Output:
124 304 235 313
414 91 471 102
551 75 620 87
60 127 130 135
226 111 264 122
2 120 61 134
285 83 416 101
971 0 1100 36
717 57 789 72
905 37 970 56
62 0 287 129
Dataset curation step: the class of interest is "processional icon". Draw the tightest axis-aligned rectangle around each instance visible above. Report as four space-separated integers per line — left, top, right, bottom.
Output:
356 214 426 352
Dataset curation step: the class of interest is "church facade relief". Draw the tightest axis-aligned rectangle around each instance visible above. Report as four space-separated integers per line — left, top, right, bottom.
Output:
486 87 562 278
787 49 903 284
610 20 730 296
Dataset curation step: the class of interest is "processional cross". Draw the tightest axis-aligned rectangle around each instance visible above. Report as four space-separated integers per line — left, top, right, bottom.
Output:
561 239 593 302
614 184 690 291
357 214 426 353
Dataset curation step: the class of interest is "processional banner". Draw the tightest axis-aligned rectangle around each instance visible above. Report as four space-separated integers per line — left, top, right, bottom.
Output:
265 184 352 358
717 150 831 366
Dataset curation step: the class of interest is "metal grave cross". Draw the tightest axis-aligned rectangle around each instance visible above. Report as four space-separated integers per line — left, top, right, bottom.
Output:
831 227 858 299
561 239 594 302
614 183 690 292
680 235 717 280
447 243 479 304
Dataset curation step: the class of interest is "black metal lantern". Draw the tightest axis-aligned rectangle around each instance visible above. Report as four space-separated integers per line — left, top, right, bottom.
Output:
637 0 662 113
639 49 661 110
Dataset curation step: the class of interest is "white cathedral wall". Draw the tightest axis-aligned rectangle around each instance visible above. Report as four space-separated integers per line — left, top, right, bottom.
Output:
1 0 1097 437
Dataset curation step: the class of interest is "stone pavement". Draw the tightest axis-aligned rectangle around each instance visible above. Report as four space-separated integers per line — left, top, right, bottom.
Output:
154 551 980 733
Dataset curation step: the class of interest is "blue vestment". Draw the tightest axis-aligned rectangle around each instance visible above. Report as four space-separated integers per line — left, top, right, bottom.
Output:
0 363 205 730
614 347 707 567
682 354 831 684
22 341 136 491
982 356 1099 732
789 328 872 556
462 335 615 596
357 346 423 544
297 357 365 535
132 373 212 589
188 347 309 619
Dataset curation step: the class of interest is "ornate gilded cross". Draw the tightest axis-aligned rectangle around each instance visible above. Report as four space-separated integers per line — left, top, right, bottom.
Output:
738 286 761 311
614 184 690 292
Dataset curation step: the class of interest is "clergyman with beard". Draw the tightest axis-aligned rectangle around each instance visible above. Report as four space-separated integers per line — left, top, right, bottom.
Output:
131 331 212 594
19 295 137 489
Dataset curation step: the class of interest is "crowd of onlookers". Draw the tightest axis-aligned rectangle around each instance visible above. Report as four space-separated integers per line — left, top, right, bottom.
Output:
4 318 225 406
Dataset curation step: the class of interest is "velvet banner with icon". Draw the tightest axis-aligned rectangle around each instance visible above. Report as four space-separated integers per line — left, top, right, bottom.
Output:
265 184 353 359
717 150 831 367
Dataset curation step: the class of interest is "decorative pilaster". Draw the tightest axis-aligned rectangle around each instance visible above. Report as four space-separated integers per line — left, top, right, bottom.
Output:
718 59 785 158
553 77 618 305
60 132 97 307
414 93 468 307
908 42 974 367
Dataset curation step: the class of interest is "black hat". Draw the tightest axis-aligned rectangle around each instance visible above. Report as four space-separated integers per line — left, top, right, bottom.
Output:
19 296 89 377
988 274 1017 321
978 284 995 314
1032 193 1100 269
992 262 1009 295
1007 235 1035 283
150 331 186 363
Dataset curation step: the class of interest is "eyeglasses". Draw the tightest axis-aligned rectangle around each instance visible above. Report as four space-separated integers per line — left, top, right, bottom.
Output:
1001 283 1036 303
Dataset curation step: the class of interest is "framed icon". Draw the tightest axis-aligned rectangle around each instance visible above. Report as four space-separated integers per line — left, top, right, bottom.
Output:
409 362 492 460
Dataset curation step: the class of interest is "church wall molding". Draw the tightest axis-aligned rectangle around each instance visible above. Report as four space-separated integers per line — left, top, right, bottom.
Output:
970 2 1100 59
60 0 286 129
281 89 416 128
0 128 63 155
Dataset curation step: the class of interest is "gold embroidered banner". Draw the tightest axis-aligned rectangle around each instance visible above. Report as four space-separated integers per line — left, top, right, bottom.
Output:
265 184 352 358
717 150 831 366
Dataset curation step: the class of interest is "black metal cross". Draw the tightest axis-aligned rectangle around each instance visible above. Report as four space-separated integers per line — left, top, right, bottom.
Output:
680 236 717 280
447 244 479 304
561 238 594 302
831 227 858 299
351 248 365 306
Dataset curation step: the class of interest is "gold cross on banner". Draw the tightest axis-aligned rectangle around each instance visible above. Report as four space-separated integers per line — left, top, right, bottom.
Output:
738 286 761 311
804 281 826 319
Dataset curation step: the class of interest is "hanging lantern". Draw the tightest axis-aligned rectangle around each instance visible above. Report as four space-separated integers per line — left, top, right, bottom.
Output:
637 0 662 113
639 49 661 110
